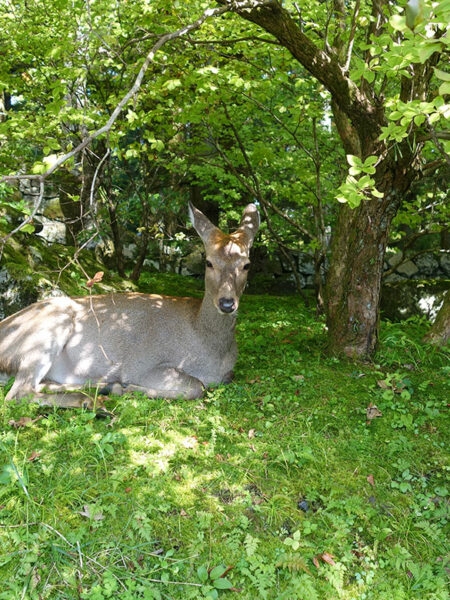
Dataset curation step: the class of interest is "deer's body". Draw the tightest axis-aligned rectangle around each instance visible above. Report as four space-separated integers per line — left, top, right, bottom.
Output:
0 203 259 407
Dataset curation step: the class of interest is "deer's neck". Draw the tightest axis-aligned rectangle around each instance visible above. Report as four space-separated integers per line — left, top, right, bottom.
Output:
196 291 236 348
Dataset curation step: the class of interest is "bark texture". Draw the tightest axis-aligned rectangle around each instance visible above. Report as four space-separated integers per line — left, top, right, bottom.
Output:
422 292 450 346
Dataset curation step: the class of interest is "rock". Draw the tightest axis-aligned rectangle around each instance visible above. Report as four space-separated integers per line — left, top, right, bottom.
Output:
439 253 450 276
35 217 66 244
123 243 137 259
304 275 315 288
0 268 39 321
143 259 159 272
183 248 204 275
397 260 419 277
414 254 439 276
297 500 309 512
387 251 403 267
384 273 407 283
297 252 315 275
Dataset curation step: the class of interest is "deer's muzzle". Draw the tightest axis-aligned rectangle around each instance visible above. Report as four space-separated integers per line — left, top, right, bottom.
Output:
218 297 236 314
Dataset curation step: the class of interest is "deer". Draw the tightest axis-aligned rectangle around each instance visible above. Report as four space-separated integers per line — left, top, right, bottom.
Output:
0 202 260 409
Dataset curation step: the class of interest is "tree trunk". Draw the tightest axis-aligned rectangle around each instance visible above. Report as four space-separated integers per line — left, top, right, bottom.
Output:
325 201 392 356
57 150 105 245
422 292 450 346
106 197 126 278
325 149 417 356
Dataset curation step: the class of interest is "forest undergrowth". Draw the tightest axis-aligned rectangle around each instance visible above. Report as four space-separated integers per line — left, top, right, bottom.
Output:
0 273 448 599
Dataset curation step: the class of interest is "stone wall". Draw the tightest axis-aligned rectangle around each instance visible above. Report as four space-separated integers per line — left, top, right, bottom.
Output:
384 251 450 282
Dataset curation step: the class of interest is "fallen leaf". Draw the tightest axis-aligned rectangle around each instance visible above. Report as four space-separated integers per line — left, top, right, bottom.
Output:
125 487 132 493
366 403 382 420
377 380 389 389
77 505 104 521
27 451 41 462
367 474 375 487
293 375 305 381
9 416 43 428
86 271 104 288
313 556 320 569
180 509 189 517
321 552 336 566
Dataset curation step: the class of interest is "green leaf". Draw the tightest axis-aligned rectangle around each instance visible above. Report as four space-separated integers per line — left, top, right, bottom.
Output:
31 162 46 174
390 14 408 32
362 69 375 84
197 566 208 583
433 68 450 82
405 0 424 30
346 154 362 168
438 82 450 96
358 175 373 188
347 194 362 209
213 578 233 590
418 44 442 64
0 464 15 485
164 79 182 90
349 167 362 176
209 565 227 580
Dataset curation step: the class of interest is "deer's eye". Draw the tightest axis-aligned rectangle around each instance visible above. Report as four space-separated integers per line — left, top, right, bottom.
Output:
243 263 251 270
206 260 213 268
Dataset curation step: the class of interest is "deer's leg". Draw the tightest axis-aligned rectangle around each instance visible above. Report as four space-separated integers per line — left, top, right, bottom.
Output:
32 391 108 411
5 315 74 402
124 367 204 400
222 370 234 384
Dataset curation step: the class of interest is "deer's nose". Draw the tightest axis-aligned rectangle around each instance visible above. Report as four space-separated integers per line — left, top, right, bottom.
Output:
218 297 236 313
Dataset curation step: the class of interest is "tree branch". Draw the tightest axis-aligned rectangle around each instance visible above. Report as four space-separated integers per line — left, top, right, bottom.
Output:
0 4 230 243
343 0 361 73
220 0 380 139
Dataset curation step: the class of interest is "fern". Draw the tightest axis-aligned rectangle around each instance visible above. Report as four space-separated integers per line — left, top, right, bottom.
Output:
276 553 312 575
290 574 319 600
244 532 259 557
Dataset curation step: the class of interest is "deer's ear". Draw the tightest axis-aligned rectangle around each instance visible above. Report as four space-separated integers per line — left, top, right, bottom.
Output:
188 202 219 244
236 203 260 248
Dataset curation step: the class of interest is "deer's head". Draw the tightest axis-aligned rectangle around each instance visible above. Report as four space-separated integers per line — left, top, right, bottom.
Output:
189 202 260 315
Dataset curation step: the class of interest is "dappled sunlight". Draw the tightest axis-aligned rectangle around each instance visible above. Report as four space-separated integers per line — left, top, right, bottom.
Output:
0 292 448 599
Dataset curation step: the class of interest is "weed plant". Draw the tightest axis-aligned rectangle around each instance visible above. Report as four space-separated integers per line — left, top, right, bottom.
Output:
0 275 448 599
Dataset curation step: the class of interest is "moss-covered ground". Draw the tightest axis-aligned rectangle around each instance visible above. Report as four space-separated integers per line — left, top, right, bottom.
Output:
0 273 448 599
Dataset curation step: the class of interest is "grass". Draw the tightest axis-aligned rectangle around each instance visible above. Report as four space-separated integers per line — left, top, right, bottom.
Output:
0 274 448 599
